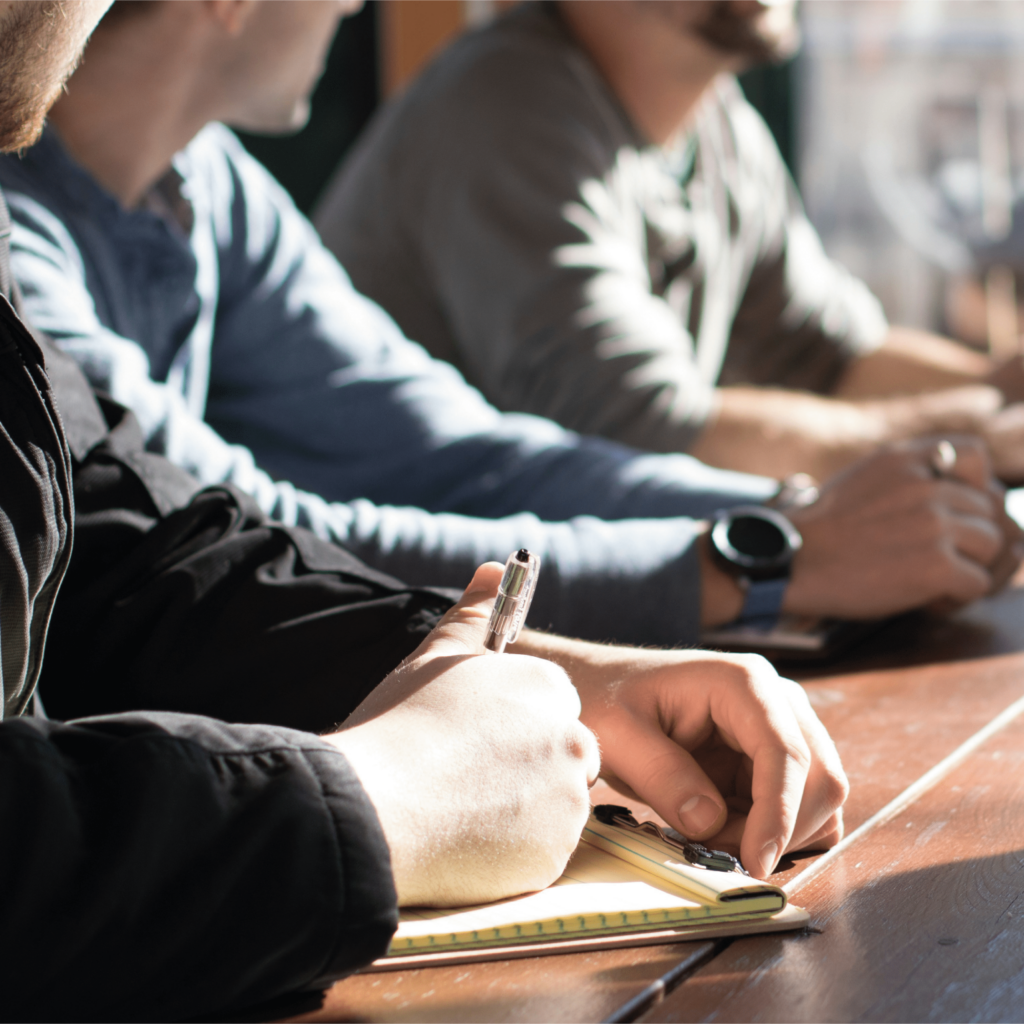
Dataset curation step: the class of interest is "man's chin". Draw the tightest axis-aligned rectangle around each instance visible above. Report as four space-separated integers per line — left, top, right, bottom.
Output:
229 99 312 139
695 3 800 66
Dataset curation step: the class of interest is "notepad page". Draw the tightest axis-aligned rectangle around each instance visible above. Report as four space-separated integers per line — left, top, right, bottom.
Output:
390 841 783 954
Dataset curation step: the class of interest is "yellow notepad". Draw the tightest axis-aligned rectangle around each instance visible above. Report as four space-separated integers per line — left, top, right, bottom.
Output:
381 809 805 964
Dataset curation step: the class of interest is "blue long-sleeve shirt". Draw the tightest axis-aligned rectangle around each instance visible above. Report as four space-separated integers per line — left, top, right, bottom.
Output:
0 124 775 645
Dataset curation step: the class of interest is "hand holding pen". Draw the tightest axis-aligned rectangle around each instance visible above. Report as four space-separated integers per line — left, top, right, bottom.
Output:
330 558 598 906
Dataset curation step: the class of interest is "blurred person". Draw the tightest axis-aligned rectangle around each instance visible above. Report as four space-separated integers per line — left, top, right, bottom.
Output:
317 0 1024 484
5 0 1021 650
0 2 854 1020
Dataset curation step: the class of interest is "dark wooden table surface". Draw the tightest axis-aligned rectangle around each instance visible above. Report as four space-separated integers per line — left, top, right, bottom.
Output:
294 582 1024 1024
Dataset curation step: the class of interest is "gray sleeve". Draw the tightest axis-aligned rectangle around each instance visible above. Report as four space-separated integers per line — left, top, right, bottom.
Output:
717 88 889 394
321 40 720 455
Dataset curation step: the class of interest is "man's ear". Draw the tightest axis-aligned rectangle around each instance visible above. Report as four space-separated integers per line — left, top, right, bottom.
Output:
204 0 258 36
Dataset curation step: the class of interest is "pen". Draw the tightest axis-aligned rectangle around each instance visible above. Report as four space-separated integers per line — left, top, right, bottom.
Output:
484 548 541 653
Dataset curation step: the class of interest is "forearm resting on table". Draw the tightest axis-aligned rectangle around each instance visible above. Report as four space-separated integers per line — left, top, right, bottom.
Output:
691 365 1006 482
688 386 886 480
856 325 1024 408
834 327 992 399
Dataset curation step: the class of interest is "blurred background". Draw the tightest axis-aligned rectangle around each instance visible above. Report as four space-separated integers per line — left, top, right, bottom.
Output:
238 0 1024 356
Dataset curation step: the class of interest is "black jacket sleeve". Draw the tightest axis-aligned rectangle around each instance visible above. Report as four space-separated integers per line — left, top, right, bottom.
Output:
0 710 397 1023
0 208 405 1021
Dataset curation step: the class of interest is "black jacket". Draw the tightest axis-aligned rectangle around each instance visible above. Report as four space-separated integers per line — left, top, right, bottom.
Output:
0 195 454 1022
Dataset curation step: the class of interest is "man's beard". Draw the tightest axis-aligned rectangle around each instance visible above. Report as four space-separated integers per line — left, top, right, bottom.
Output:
0 1 86 152
693 2 799 66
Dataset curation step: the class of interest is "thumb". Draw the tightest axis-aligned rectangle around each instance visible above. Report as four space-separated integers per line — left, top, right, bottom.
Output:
599 713 728 842
423 561 506 656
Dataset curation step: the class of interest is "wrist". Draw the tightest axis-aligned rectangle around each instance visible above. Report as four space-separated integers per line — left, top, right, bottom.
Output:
699 528 746 627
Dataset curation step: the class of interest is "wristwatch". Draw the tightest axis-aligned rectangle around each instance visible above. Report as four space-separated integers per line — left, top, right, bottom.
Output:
709 505 803 624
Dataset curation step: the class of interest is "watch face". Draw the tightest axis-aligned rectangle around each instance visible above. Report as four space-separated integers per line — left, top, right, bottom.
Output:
711 505 803 579
725 514 789 560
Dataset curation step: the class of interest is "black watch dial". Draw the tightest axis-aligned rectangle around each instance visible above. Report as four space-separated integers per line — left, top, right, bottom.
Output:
710 505 803 581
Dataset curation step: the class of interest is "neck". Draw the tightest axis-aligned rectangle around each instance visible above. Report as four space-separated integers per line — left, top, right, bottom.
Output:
556 2 733 146
47 15 220 208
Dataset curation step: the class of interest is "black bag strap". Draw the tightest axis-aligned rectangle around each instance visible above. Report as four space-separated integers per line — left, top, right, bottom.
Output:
33 336 111 461
0 192 109 460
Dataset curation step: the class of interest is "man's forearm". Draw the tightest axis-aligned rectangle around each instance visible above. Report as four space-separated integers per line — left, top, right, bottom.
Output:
689 385 885 480
691 376 1006 482
691 327 1006 481
834 326 992 399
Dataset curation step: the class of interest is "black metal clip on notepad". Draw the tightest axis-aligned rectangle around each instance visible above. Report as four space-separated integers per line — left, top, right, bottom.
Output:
593 804 748 875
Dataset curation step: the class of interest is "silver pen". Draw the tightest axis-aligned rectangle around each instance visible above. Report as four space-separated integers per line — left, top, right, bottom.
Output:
484 548 541 653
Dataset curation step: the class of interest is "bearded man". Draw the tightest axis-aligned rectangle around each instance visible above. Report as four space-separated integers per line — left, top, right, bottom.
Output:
318 0 1024 483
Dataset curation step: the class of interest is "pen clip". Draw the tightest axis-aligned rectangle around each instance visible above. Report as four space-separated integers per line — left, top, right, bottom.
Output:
592 804 748 875
484 549 541 653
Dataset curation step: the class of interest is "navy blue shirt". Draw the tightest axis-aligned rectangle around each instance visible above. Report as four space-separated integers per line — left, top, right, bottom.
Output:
0 124 775 645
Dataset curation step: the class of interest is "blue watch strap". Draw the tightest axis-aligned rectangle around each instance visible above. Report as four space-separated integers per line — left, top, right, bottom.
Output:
738 577 789 626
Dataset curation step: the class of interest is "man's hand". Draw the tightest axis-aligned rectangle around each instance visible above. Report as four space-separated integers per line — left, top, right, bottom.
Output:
325 563 600 908
783 435 1024 619
512 635 848 879
981 402 1024 484
986 352 1024 407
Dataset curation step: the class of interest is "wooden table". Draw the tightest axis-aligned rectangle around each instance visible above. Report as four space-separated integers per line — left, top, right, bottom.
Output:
295 582 1024 1024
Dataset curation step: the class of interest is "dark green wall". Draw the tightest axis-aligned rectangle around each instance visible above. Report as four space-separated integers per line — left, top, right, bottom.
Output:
237 3 799 213
739 57 798 183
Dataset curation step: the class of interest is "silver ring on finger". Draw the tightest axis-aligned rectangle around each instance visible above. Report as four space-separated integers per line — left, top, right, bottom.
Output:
930 439 957 479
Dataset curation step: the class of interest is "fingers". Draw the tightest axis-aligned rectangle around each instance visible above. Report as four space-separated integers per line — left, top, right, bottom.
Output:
922 484 1007 602
780 684 849 851
984 404 1024 480
738 713 812 878
934 434 992 491
987 499 1024 592
942 499 1003 567
579 649 851 881
713 673 847 878
572 720 602 788
597 711 728 842
593 664 846 879
797 808 844 852
987 545 1023 594
935 477 996 520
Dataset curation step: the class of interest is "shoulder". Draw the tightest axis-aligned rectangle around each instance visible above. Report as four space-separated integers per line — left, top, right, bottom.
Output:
356 5 634 181
177 123 315 258
0 128 67 199
0 138 89 272
0 129 115 250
